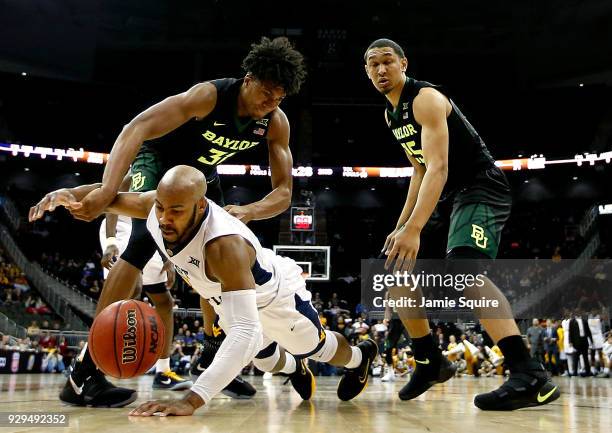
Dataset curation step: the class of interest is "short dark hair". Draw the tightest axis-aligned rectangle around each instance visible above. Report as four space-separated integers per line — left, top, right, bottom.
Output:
364 38 405 62
242 37 307 96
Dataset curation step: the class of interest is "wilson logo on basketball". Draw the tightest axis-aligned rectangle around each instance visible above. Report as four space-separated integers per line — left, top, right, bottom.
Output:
121 309 138 364
148 315 160 354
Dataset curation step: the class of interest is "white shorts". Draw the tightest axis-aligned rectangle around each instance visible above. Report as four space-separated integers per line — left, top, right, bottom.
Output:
215 258 324 358
590 333 604 350
99 218 167 286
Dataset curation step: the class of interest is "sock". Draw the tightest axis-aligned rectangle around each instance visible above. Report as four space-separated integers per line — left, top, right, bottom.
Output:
604 367 609 374
345 346 363 369
497 335 531 369
75 343 96 373
410 333 438 363
156 357 171 373
279 353 297 374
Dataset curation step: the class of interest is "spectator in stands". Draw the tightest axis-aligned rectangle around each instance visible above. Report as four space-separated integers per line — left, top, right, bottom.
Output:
543 319 559 375
27 320 40 336
43 348 65 373
174 328 185 343
88 280 101 298
527 318 544 363
372 320 387 339
195 327 205 344
601 332 612 378
39 330 56 349
351 317 370 343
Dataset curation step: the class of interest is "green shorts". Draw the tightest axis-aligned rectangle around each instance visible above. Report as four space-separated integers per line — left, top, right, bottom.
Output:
129 146 226 205
444 166 512 258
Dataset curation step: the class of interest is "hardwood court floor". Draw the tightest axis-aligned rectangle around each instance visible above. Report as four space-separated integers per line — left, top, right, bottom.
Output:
0 374 610 433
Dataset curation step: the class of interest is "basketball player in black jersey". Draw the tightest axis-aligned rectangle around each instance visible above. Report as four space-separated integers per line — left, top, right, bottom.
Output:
364 39 560 410
48 37 306 408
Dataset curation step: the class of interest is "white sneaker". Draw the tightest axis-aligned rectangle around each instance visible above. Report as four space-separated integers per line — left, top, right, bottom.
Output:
263 372 273 380
381 369 396 382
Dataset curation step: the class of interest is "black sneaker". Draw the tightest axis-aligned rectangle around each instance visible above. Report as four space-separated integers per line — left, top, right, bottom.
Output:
285 359 316 400
337 339 378 401
221 375 257 399
152 371 193 390
474 360 560 410
398 352 456 401
60 366 137 408
190 352 256 399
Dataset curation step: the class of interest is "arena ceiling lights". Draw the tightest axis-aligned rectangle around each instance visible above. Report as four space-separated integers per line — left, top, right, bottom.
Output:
1 142 611 179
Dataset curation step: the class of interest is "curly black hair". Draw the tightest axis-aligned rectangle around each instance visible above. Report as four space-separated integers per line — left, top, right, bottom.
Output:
242 37 307 96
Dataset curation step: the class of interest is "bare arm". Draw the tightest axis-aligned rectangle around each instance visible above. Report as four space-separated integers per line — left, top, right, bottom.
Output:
106 192 156 219
199 297 216 337
395 154 426 229
226 109 293 222
102 82 217 196
185 235 258 410
404 89 449 231
71 83 218 222
104 174 132 237
29 184 155 222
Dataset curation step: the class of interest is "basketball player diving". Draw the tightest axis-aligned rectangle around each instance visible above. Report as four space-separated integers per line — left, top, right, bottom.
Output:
29 165 378 416
364 38 560 410
29 36 307 407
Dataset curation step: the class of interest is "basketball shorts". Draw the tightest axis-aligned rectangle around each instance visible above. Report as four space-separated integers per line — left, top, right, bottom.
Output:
215 258 325 358
439 165 512 259
130 145 226 206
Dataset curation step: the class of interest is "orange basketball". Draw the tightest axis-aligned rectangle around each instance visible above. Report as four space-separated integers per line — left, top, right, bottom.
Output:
89 300 165 379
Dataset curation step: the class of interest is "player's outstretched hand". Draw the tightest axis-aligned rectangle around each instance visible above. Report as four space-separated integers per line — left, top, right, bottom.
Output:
128 398 196 417
224 204 254 223
28 189 82 222
69 187 113 222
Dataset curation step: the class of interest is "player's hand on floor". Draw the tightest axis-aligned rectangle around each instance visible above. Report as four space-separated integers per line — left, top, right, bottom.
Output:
224 204 254 223
128 399 196 417
101 245 120 270
384 225 420 273
28 189 82 222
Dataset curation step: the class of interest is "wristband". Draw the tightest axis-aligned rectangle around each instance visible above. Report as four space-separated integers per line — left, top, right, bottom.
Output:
104 236 118 250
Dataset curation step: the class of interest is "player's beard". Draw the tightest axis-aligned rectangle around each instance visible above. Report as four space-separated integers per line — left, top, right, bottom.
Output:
162 204 198 248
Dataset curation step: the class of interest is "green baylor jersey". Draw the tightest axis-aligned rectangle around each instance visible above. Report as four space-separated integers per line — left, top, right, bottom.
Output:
139 78 272 181
386 77 496 197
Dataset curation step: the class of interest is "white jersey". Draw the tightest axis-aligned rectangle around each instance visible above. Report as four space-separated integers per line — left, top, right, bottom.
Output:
588 316 604 349
147 199 299 309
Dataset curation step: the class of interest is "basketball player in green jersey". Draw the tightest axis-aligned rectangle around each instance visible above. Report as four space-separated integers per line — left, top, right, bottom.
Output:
52 37 306 408
364 38 560 410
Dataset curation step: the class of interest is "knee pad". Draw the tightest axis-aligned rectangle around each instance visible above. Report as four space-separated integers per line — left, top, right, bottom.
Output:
253 342 280 372
120 218 159 270
308 330 339 363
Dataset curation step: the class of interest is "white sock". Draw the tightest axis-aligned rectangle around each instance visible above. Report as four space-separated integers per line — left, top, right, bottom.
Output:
77 343 88 362
156 357 171 373
345 346 363 369
279 353 297 374
604 367 610 374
